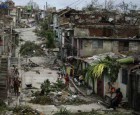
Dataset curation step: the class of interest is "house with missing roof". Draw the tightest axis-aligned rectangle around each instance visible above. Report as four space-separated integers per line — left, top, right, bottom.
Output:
52 7 140 112
52 8 140 58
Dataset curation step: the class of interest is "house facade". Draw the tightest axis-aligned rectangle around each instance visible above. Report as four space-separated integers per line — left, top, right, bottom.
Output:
53 8 140 111
74 37 140 57
70 53 135 100
52 8 140 59
0 1 19 100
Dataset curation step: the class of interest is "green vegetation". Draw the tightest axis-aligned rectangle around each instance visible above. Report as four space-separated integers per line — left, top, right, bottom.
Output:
30 79 90 105
13 106 40 115
41 79 51 95
63 98 90 105
19 41 44 56
53 108 71 115
30 79 65 105
30 96 53 105
54 109 132 115
0 99 7 113
36 19 55 48
51 79 66 91
86 56 121 82
40 79 65 95
117 57 134 64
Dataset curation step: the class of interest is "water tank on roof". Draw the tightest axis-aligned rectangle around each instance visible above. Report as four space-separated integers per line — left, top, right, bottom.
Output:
0 4 8 9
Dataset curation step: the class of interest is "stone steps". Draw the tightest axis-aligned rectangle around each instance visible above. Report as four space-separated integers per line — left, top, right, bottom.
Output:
0 58 8 100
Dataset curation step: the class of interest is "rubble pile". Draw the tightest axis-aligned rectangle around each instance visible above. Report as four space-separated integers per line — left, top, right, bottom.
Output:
17 22 31 28
13 106 41 115
52 91 90 105
21 60 39 71
29 79 91 106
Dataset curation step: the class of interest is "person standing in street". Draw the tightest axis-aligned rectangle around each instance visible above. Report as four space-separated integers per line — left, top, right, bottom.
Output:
13 77 20 96
64 73 69 87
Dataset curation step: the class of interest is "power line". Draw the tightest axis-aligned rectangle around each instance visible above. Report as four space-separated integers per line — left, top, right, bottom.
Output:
66 0 82 8
73 0 86 9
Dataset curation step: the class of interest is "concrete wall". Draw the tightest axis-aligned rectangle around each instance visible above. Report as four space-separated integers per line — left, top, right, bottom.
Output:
129 42 139 51
103 69 127 99
112 41 119 52
79 40 113 57
74 28 89 37
78 39 140 57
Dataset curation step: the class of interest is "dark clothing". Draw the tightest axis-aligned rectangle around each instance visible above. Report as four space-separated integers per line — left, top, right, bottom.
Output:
115 92 123 103
110 90 123 110
13 78 20 96
70 68 74 78
15 69 19 75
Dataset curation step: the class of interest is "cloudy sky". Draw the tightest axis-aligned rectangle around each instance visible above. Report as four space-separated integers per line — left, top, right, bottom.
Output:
12 0 140 10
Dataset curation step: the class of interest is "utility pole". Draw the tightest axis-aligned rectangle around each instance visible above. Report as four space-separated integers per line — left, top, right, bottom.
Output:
46 2 47 10
7 24 13 105
2 23 5 54
105 0 107 9
46 2 47 17
9 24 12 57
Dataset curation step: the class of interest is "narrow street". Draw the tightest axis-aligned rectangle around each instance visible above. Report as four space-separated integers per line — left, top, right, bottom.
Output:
8 25 131 115
11 26 105 115
0 0 139 115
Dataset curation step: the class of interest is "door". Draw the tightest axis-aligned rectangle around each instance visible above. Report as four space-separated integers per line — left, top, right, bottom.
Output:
135 75 140 111
130 72 140 111
97 77 104 97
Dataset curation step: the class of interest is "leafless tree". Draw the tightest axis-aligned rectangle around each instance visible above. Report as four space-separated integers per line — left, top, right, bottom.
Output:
116 1 129 13
105 0 115 11
83 0 102 11
27 0 39 10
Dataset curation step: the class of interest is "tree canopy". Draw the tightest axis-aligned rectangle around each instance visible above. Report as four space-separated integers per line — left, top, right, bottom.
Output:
19 41 44 56
36 19 55 48
87 56 121 82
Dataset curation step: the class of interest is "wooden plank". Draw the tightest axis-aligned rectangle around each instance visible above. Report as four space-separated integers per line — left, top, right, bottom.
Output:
69 78 86 96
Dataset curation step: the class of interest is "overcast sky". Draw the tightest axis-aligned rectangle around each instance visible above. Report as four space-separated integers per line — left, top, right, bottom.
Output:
12 0 140 10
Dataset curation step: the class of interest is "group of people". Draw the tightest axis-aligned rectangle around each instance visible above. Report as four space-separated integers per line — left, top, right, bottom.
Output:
10 65 21 96
57 64 74 87
58 64 85 87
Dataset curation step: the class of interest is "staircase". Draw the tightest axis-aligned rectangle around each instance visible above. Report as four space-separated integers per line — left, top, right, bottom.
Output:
0 57 8 100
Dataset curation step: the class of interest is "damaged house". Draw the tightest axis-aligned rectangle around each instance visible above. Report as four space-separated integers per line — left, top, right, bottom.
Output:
53 8 140 58
52 7 140 112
